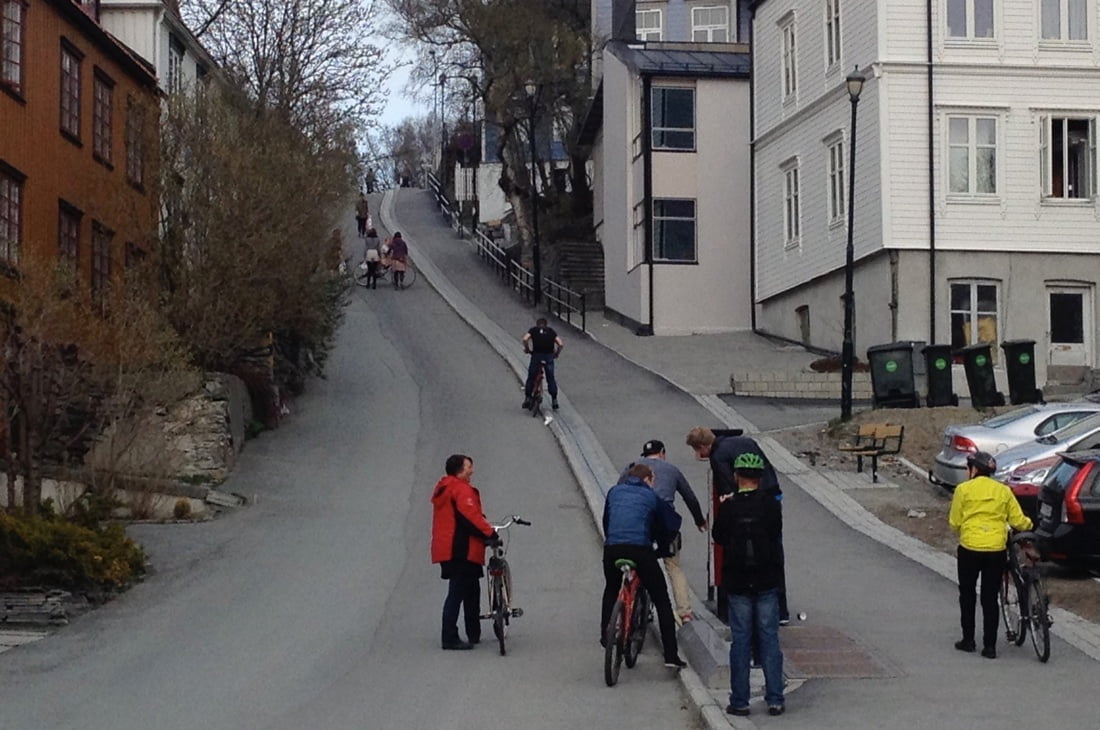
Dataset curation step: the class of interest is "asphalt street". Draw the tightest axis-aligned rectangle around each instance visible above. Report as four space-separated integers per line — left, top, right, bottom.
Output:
0 251 694 728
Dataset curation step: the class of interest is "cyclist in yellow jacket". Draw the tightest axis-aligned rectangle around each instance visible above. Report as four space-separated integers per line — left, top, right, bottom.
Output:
948 451 1032 659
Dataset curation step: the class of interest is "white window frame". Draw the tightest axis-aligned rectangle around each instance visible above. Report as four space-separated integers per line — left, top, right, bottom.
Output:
1040 0 1089 42
781 18 797 102
950 280 1000 354
824 0 841 68
651 86 696 151
691 6 729 42
651 198 697 263
825 133 846 225
946 114 998 197
636 7 663 41
167 35 184 94
1040 114 1096 200
781 158 801 248
631 200 646 269
946 0 996 40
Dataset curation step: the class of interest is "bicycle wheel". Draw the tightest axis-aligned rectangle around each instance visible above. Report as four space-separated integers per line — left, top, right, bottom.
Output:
1000 569 1026 646
528 372 543 417
624 588 649 668
1027 574 1051 662
604 601 625 687
402 263 417 287
491 579 507 656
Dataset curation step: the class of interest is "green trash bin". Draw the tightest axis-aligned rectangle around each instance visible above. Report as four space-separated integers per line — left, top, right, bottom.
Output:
921 344 959 407
866 342 920 409
956 343 1005 408
1001 339 1043 405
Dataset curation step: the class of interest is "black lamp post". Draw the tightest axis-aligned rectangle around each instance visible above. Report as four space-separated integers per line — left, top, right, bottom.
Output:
439 73 448 178
524 80 542 306
840 65 866 421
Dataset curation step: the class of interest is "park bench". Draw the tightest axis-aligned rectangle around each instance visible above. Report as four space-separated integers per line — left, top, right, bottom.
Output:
837 423 905 483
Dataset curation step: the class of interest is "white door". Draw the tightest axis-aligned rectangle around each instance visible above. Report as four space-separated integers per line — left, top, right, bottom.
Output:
1048 286 1093 366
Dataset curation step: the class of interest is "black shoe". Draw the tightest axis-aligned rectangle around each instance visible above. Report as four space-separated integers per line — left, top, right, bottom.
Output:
599 636 607 649
468 636 480 645
552 400 559 410
954 639 976 653
522 398 531 409
726 706 750 717
768 705 785 716
981 646 996 659
664 656 687 669
441 640 474 651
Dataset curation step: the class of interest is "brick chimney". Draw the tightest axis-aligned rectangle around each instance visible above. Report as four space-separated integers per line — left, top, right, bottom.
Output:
611 0 636 42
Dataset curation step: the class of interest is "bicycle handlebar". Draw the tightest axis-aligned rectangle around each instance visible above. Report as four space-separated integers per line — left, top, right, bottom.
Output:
491 515 532 530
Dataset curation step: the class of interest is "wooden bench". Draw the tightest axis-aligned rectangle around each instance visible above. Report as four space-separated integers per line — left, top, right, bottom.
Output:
837 423 905 483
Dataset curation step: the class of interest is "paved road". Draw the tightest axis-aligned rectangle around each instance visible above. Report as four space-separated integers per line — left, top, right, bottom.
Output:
0 257 694 728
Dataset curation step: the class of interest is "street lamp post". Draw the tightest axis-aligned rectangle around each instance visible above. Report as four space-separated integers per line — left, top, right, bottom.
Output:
439 73 448 182
840 66 866 421
524 80 542 306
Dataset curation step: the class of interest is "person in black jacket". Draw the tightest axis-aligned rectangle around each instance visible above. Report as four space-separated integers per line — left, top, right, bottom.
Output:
712 452 785 717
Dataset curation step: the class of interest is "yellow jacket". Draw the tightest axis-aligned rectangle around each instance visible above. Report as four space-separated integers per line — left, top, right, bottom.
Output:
949 475 1033 552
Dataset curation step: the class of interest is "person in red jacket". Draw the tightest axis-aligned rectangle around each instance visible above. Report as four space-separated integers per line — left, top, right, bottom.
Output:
431 454 498 650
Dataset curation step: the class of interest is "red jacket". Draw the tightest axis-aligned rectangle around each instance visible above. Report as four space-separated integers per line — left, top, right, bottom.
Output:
431 475 494 565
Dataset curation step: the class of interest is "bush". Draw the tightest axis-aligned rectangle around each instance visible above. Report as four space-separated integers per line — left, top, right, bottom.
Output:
173 498 192 520
0 512 146 590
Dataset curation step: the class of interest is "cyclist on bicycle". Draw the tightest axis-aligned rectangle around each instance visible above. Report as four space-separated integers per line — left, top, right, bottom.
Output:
601 463 686 669
522 317 563 410
949 450 1032 659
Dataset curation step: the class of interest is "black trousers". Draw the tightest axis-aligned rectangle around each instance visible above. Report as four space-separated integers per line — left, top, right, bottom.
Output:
441 561 482 644
957 546 1005 648
602 544 678 662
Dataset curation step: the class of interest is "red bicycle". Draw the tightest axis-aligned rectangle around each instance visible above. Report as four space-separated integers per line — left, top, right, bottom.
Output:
604 558 650 686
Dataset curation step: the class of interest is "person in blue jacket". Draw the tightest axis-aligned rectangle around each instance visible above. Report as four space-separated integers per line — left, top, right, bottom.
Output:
601 463 686 669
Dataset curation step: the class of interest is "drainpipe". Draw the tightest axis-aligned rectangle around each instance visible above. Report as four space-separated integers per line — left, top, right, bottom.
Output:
640 74 655 336
927 0 937 343
749 6 758 331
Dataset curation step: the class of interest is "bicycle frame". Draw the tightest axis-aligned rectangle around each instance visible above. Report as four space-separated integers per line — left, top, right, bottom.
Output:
483 515 530 655
616 563 642 648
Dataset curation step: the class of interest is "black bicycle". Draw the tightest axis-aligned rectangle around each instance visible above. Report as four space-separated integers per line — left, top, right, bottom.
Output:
1000 531 1052 662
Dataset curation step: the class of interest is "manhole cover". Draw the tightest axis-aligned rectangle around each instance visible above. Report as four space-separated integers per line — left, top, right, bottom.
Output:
782 625 898 679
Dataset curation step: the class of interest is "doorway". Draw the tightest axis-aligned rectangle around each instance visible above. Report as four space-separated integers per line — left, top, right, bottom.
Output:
1048 286 1093 367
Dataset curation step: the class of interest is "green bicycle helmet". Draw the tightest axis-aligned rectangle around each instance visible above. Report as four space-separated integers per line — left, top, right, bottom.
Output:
733 452 766 474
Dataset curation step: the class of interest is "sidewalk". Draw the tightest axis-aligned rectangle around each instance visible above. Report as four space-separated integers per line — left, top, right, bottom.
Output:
378 189 1100 730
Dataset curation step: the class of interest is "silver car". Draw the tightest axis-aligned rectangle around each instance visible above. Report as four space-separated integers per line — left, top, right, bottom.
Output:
991 411 1100 481
930 403 1100 487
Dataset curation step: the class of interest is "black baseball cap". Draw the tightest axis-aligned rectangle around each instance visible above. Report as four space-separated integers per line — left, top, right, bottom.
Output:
640 439 665 457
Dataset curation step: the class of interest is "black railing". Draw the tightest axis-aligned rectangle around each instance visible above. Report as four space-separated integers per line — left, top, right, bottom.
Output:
423 172 587 332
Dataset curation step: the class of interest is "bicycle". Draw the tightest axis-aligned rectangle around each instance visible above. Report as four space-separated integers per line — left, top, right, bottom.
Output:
603 558 650 687
482 515 531 656
353 257 417 289
1000 531 1052 662
526 361 545 417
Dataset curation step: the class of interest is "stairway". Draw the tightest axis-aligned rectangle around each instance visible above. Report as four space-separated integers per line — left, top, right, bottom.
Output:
553 240 605 308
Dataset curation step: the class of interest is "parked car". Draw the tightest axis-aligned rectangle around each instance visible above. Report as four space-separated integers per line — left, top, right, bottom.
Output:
1005 455 1061 519
991 412 1100 485
929 403 1100 487
1034 450 1100 564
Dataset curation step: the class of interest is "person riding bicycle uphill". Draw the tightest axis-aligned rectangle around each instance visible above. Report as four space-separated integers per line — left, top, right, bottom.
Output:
522 317 563 410
431 454 499 651
712 452 785 717
949 450 1032 659
601 464 687 669
620 439 707 625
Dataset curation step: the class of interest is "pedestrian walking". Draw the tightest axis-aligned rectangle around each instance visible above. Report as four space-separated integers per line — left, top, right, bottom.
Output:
355 193 370 237
388 232 409 289
620 439 707 625
362 228 382 289
430 454 498 651
365 167 377 194
949 451 1032 659
712 452 785 718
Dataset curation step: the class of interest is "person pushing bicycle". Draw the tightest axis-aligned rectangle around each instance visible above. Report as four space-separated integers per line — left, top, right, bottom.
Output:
949 451 1032 659
601 463 686 669
522 317 563 411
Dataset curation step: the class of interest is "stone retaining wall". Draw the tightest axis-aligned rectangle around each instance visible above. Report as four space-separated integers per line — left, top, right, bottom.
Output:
731 370 874 400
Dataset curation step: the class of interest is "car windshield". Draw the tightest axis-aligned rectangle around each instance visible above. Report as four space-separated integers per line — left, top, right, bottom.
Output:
1044 412 1100 443
981 406 1040 429
1043 459 1083 494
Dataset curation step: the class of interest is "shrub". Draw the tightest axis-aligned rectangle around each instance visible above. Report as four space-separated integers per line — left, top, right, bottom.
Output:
0 512 145 590
173 498 192 520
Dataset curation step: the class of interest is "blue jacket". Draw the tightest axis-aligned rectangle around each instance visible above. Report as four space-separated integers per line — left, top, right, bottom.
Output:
603 477 683 547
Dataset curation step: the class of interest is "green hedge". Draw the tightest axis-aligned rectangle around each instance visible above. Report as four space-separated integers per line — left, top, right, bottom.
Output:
0 512 146 590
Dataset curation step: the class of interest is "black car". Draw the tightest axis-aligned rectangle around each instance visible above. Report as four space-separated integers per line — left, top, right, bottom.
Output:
1035 449 1100 564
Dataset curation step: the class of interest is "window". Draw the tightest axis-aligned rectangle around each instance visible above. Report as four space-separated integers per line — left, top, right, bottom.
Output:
781 20 797 101
950 281 999 352
91 224 112 304
782 162 801 246
946 0 994 39
691 6 729 42
1041 116 1095 199
167 35 184 93
652 199 696 262
60 42 82 138
636 8 662 41
125 97 145 186
58 202 80 261
825 0 842 66
1 0 26 93
0 164 21 266
632 202 645 267
947 116 997 195
1041 0 1088 41
827 137 846 223
651 87 695 150
93 71 113 164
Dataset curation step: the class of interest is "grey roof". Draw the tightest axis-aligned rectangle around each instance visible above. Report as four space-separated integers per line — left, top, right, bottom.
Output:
606 41 751 79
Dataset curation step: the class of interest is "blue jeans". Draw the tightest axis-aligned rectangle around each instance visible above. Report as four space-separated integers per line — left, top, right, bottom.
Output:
728 589 784 709
525 353 557 399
